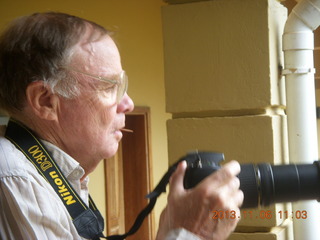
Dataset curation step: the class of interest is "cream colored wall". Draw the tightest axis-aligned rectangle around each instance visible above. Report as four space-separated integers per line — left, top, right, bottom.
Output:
162 0 292 239
0 0 170 232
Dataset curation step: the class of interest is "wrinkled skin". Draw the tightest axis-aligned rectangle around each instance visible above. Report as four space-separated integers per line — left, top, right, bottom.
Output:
18 25 243 239
156 160 243 240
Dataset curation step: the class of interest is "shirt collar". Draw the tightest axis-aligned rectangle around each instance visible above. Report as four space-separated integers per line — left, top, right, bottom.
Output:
1 122 86 182
41 140 86 181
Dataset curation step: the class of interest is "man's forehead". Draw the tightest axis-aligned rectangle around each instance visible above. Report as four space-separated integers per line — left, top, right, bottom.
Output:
71 34 121 73
78 33 115 56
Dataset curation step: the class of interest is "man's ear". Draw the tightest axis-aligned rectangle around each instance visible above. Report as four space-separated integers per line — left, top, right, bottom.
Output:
25 81 59 120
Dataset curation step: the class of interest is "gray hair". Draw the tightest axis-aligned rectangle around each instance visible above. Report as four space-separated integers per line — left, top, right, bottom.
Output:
0 12 109 113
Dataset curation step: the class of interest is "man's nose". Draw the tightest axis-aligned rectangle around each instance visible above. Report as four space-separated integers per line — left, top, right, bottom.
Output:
117 93 134 113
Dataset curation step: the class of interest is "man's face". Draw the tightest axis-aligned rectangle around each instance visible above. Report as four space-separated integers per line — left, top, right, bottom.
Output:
56 33 134 171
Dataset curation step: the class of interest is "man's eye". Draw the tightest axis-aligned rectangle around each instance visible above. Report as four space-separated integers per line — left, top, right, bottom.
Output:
104 85 117 92
97 83 116 92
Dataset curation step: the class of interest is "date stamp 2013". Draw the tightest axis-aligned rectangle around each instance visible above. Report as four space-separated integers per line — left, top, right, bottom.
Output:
211 210 308 220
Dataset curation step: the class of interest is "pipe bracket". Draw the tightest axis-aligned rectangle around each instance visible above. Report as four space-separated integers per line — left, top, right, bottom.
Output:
282 67 316 75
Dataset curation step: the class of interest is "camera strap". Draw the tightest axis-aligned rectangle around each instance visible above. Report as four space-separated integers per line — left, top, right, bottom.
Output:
5 119 106 239
4 118 182 240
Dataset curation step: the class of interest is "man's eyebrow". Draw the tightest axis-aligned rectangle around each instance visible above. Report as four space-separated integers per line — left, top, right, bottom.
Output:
98 71 121 80
66 68 118 84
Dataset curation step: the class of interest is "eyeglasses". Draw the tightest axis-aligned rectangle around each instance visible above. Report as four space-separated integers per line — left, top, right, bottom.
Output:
68 68 128 103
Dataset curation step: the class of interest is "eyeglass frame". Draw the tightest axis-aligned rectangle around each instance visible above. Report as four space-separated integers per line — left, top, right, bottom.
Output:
66 68 128 103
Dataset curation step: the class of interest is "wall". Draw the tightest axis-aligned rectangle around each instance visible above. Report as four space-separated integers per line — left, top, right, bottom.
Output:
0 0 170 232
162 0 292 239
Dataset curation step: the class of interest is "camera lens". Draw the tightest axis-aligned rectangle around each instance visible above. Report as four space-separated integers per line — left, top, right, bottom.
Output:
182 152 320 208
238 162 320 208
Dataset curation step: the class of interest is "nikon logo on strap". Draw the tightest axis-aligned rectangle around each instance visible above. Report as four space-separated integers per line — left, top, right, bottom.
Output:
49 171 76 205
5 119 104 239
28 145 52 171
27 144 76 205
5 118 165 240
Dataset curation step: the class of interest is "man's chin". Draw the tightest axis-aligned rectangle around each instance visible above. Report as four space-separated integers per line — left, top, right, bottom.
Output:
103 142 120 160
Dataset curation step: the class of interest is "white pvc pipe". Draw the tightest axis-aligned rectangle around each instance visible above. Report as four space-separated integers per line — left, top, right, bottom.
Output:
283 0 320 239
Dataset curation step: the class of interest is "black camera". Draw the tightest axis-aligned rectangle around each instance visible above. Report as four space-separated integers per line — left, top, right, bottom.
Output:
182 151 320 208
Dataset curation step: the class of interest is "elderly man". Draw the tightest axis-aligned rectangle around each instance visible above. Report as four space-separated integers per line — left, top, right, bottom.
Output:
0 12 243 240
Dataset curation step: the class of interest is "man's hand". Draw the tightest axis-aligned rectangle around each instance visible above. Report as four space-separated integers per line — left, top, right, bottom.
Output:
156 160 244 240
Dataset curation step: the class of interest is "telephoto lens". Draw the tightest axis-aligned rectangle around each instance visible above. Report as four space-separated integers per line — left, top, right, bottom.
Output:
182 151 320 209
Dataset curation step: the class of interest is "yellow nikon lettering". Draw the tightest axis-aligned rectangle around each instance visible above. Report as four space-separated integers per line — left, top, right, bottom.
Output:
28 145 40 154
58 185 68 194
63 195 76 205
49 170 58 178
61 191 70 197
54 178 63 185
28 145 52 172
49 170 76 205
35 154 47 164
41 161 52 171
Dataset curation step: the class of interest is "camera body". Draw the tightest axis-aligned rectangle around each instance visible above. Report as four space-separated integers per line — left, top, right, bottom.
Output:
183 151 223 189
182 151 320 208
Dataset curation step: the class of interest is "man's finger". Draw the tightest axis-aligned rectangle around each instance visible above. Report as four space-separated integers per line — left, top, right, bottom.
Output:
169 160 187 194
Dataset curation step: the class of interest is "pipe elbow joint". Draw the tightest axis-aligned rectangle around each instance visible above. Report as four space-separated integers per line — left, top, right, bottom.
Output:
284 0 320 34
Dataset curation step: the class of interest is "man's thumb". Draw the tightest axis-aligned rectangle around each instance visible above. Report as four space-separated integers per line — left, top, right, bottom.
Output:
169 160 187 193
